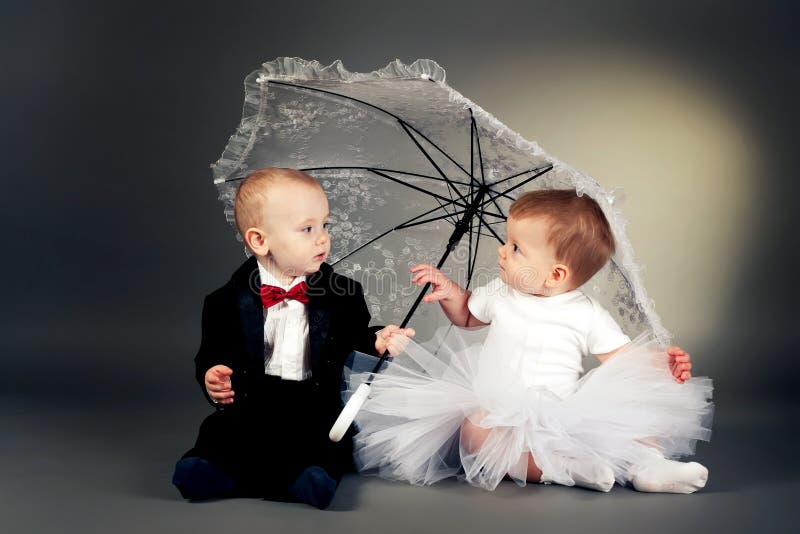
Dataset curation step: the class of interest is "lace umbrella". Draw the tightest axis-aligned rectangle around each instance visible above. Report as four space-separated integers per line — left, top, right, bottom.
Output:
210 58 668 439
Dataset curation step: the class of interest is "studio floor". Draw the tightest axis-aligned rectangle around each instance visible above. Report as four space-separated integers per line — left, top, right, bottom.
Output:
3 388 796 534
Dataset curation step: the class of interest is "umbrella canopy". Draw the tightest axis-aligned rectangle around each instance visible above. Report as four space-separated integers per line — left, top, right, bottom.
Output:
211 57 668 344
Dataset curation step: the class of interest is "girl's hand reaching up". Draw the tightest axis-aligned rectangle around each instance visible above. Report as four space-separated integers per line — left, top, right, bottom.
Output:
410 264 458 302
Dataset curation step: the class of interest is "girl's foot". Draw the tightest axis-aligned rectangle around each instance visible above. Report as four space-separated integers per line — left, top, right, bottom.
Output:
630 454 708 494
542 456 615 492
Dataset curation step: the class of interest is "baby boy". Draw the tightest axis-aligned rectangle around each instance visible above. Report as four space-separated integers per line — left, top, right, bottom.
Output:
172 168 412 508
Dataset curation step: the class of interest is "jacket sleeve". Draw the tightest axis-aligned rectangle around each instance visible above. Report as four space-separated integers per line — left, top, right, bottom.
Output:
194 292 229 408
351 280 383 356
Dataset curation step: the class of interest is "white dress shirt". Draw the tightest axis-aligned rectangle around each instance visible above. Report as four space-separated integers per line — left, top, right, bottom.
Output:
257 262 312 381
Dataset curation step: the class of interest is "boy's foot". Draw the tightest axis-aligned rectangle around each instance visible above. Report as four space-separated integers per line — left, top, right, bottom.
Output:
630 454 708 494
172 456 236 500
288 466 338 509
542 456 615 492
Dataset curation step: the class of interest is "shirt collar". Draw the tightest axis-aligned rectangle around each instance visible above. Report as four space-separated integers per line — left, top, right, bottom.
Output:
256 259 306 291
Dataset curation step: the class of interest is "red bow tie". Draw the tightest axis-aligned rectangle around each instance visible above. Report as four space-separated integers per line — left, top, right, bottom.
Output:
260 282 309 309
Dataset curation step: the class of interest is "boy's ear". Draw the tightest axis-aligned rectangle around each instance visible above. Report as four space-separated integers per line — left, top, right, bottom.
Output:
244 227 269 256
546 264 570 288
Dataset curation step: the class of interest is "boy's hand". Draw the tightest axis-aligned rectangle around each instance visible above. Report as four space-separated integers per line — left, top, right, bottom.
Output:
205 364 234 404
375 325 416 356
410 264 456 302
667 347 692 384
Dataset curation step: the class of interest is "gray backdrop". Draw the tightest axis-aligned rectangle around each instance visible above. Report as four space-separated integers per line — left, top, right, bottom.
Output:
1 1 797 532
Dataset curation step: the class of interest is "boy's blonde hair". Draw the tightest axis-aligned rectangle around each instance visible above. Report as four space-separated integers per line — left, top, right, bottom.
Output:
509 190 615 288
233 167 321 239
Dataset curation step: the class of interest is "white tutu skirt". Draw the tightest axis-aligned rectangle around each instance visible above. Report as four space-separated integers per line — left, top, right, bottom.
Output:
345 328 713 491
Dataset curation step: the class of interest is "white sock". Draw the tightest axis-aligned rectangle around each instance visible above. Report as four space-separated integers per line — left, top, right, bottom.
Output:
541 455 615 493
630 455 708 494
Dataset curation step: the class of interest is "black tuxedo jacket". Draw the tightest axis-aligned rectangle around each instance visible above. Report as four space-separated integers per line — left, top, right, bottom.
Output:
194 256 380 423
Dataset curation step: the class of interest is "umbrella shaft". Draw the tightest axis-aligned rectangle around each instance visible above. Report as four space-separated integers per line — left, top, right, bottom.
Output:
370 188 487 374
398 192 480 331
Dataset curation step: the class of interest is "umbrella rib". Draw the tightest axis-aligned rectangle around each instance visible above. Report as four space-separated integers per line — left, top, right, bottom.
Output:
487 175 506 219
484 190 515 202
477 209 506 220
329 202 464 267
245 80 478 217
399 119 474 181
433 196 460 226
468 208 474 282
417 149 461 225
296 166 472 187
396 208 470 230
397 121 470 207
475 212 505 245
378 169 471 187
267 80 474 181
329 232 393 267
467 217 481 287
471 116 486 187
368 168 467 208
470 109 475 196
396 122 470 228
491 163 554 188
269 80 407 123
312 166 467 223
398 117 465 213
481 164 554 205
468 115 474 264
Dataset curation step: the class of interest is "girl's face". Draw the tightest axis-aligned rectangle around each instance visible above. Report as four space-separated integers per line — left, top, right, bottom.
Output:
497 215 560 296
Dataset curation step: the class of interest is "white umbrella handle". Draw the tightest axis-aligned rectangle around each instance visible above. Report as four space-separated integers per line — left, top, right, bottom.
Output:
329 383 371 442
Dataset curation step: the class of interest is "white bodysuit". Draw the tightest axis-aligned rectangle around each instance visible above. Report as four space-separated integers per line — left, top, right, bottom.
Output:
467 277 631 398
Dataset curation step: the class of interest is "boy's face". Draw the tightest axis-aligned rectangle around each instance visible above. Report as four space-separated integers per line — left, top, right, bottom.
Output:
258 181 331 281
497 215 561 296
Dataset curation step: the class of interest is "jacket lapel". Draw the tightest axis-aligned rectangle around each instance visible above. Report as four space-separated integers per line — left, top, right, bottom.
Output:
233 256 266 370
306 264 331 375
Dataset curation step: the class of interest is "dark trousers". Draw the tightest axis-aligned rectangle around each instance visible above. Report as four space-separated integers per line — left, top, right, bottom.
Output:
179 375 353 499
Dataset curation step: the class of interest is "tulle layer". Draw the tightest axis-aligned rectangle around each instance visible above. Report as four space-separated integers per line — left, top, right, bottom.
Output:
346 328 713 491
